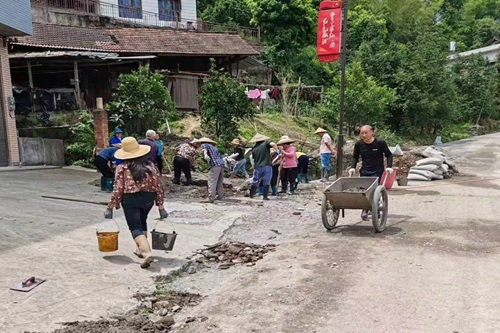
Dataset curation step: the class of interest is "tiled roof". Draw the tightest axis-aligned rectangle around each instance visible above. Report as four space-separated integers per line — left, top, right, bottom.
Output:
11 23 259 56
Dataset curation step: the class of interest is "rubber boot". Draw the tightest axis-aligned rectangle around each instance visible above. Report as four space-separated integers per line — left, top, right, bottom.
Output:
134 235 153 269
172 178 180 185
249 185 258 198
183 177 193 186
134 231 147 259
289 182 296 195
263 185 270 200
105 178 114 192
279 182 288 194
258 185 264 196
100 176 106 191
305 174 309 183
297 174 302 184
271 185 278 196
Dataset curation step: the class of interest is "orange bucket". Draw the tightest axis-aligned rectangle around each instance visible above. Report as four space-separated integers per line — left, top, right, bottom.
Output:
97 231 119 252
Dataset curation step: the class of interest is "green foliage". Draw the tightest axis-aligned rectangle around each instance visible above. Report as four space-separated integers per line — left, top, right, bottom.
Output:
200 67 255 143
108 66 175 136
65 111 96 167
201 0 252 26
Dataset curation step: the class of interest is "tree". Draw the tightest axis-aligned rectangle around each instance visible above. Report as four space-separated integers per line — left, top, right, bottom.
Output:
108 66 175 136
201 0 252 27
326 62 396 133
200 68 255 143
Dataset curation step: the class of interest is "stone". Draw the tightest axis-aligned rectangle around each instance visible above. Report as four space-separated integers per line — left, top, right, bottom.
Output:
228 245 242 254
246 262 256 267
187 266 197 274
293 212 301 215
159 315 175 327
172 305 182 312
185 317 196 323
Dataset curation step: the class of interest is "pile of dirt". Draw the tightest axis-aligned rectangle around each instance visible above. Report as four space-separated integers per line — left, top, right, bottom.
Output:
393 153 420 179
190 241 277 269
52 316 158 333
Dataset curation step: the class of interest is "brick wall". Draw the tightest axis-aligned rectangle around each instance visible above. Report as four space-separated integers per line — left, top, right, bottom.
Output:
0 41 20 166
93 109 109 153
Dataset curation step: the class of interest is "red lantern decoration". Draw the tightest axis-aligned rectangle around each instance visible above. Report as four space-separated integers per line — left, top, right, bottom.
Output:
317 0 343 62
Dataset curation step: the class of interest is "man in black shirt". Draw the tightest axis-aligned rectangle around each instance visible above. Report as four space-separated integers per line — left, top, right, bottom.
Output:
349 125 393 179
230 138 249 178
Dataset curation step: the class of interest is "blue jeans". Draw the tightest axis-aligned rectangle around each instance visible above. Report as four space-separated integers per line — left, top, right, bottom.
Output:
321 153 332 172
233 159 248 178
252 165 272 186
122 192 156 239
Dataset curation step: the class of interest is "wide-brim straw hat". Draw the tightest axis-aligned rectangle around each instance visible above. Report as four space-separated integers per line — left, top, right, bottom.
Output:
314 127 328 135
231 138 241 145
277 135 296 145
196 137 217 145
250 133 270 143
114 137 151 160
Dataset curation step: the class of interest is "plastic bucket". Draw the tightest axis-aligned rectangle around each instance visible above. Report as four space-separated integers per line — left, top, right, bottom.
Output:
151 230 177 251
96 231 119 252
380 167 398 190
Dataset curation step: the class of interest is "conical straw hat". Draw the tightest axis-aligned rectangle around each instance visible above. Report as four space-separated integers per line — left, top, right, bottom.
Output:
277 135 296 145
314 127 328 135
196 137 217 145
249 133 270 143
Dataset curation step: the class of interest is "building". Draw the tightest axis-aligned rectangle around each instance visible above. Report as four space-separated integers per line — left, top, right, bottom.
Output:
0 0 32 166
448 42 500 63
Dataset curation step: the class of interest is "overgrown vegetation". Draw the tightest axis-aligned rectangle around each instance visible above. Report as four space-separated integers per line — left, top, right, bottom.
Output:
65 111 96 167
108 66 175 136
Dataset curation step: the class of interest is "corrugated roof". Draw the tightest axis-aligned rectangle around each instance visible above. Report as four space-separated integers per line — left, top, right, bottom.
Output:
10 23 259 56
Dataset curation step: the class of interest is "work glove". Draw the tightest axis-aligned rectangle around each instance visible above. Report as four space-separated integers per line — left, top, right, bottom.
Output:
159 208 169 219
104 208 113 219
348 168 356 177
386 168 394 174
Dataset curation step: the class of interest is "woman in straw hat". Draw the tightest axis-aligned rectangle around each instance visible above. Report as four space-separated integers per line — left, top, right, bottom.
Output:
172 139 198 186
248 133 272 200
229 138 249 179
314 127 336 181
277 136 298 194
104 137 168 269
195 137 225 203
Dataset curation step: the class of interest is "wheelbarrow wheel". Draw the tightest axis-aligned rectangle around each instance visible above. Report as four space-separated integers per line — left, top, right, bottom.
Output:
371 185 388 233
321 195 339 230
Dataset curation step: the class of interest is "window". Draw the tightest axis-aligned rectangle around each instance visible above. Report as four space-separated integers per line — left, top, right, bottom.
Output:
158 0 181 22
119 0 142 19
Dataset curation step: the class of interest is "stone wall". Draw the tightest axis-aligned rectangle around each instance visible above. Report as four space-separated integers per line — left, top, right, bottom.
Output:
19 137 65 166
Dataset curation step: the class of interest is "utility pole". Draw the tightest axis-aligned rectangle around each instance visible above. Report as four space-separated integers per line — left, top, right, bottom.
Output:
336 0 349 179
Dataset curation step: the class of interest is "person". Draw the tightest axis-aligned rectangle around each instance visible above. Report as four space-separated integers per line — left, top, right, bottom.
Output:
139 130 159 165
314 127 336 181
248 133 272 200
270 142 281 196
109 127 123 148
104 137 168 269
349 125 393 220
296 151 309 185
197 137 225 202
229 138 249 178
277 136 298 195
94 146 123 192
172 139 198 186
155 133 164 173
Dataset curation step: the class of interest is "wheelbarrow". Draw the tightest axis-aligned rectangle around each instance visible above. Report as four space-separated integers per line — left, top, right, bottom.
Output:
321 176 389 233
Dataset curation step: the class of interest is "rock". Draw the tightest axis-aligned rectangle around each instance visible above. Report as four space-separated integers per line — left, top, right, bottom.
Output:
200 316 209 322
154 301 170 309
246 262 256 267
187 266 197 274
172 305 182 312
293 212 301 215
158 315 175 328
185 317 196 323
228 245 241 254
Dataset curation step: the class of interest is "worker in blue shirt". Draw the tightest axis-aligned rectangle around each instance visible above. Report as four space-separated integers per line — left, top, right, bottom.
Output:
109 127 123 148
155 133 164 173
94 147 123 192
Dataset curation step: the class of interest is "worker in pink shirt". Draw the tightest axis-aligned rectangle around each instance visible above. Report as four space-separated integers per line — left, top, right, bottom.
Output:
277 136 298 195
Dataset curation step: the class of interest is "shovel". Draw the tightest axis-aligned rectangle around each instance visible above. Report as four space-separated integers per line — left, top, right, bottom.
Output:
10 276 46 292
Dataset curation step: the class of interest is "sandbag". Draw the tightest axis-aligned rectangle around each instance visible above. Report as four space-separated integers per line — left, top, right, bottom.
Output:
431 174 444 180
444 158 455 168
411 164 440 172
416 156 445 166
409 169 435 179
389 144 404 156
407 173 431 181
433 169 443 175
421 146 444 158
440 163 449 173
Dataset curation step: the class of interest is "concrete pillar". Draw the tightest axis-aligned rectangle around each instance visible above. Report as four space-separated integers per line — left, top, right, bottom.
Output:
93 98 108 153
0 40 20 166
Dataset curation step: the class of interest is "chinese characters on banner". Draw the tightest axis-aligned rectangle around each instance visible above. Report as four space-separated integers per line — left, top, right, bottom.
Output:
317 0 342 62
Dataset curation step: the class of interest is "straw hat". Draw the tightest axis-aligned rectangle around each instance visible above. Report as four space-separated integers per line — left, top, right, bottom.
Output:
314 127 328 135
277 135 296 146
196 137 217 145
249 133 270 143
190 138 199 145
231 138 241 145
114 137 151 160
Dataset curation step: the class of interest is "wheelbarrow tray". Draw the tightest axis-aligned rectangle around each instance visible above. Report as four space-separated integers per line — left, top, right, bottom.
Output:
323 177 379 210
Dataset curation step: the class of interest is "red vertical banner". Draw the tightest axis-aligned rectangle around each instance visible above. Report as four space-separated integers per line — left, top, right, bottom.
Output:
317 0 342 62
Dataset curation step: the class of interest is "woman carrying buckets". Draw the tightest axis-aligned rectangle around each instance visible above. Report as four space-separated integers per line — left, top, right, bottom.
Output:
104 137 168 269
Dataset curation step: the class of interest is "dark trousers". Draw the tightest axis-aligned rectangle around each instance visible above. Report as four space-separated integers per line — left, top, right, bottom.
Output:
173 156 191 181
271 164 280 187
280 167 298 191
157 155 163 174
94 155 114 178
122 192 156 239
298 155 309 174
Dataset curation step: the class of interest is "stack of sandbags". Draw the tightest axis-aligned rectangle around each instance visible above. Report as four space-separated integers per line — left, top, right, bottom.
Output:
407 147 456 181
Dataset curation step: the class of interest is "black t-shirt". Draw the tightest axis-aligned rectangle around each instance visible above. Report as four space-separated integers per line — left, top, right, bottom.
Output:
234 146 245 161
351 138 393 174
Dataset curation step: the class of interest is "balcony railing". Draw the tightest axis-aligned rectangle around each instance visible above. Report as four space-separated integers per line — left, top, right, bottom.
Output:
31 0 260 42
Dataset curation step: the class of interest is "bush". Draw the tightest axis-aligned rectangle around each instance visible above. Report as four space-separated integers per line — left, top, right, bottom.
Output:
108 66 175 136
65 111 96 167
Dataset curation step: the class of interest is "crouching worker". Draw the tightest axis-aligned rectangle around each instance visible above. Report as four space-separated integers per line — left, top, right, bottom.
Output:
349 125 393 220
295 151 309 185
94 146 123 192
104 137 168 269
